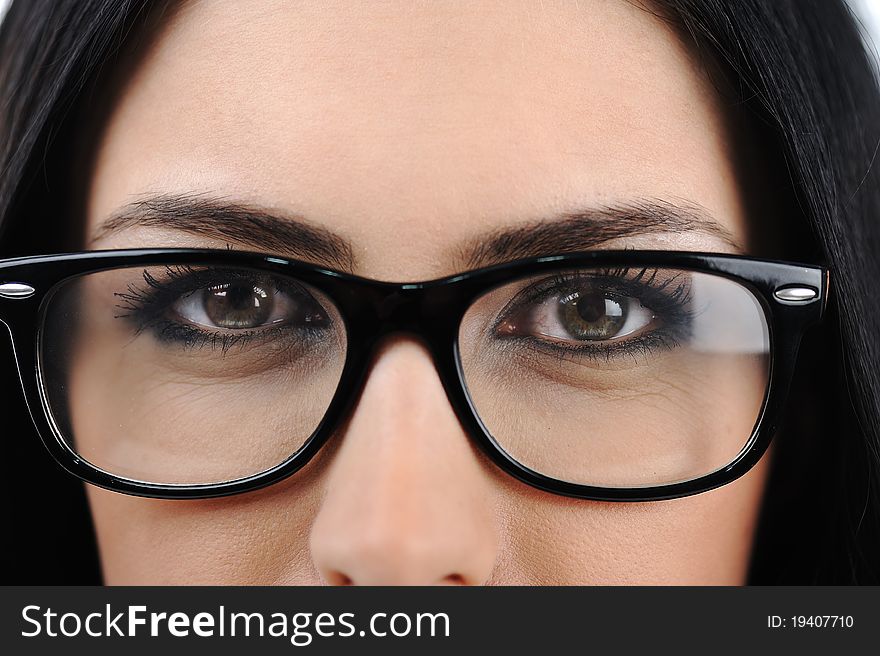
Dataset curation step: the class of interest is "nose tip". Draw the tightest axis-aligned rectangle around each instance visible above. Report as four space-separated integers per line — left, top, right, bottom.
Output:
308 338 497 586
310 470 497 585
313 521 485 586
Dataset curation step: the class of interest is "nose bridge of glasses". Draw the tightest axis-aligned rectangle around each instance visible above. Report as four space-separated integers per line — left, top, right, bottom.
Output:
365 283 455 330
375 287 415 324
341 283 463 372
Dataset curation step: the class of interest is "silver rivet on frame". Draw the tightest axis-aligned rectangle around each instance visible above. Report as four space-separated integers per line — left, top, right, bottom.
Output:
0 282 36 299
773 286 818 304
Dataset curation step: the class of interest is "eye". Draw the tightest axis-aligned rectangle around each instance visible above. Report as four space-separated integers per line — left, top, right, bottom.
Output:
497 283 657 346
172 278 326 331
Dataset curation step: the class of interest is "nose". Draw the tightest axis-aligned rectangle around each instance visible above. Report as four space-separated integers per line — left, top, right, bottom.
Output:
309 337 498 585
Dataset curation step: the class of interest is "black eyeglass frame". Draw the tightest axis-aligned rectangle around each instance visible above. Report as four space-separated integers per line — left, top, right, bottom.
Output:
0 248 828 501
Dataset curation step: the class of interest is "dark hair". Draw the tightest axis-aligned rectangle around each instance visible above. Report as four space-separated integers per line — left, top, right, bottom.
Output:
1 0 878 583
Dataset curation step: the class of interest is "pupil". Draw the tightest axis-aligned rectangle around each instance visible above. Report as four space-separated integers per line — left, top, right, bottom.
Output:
204 282 272 328
575 293 607 323
559 290 626 340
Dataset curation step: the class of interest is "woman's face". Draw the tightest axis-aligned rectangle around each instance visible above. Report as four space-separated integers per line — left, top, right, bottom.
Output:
79 0 771 584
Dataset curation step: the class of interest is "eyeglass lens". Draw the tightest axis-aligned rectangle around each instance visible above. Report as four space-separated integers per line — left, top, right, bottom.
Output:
41 265 348 484
458 266 770 487
39 263 770 488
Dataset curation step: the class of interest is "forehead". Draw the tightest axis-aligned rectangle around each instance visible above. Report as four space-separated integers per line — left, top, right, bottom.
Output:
86 0 748 278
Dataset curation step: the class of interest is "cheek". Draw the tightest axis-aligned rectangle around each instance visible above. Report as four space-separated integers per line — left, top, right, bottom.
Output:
496 451 772 584
87 471 326 585
90 446 770 585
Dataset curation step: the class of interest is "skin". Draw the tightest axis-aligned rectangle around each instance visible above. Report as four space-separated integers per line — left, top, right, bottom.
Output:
78 0 773 584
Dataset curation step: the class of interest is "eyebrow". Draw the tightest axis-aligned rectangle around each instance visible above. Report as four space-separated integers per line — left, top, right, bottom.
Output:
91 193 742 274
91 193 357 272
458 198 743 269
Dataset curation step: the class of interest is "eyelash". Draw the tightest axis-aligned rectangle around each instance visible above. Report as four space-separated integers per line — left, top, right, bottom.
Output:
115 264 695 365
114 266 329 353
490 266 697 364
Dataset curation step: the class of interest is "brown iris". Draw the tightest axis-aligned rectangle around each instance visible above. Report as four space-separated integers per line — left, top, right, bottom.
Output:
558 290 626 340
203 282 273 329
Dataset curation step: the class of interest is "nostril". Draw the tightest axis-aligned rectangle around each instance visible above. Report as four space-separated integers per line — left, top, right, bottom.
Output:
324 569 467 586
326 570 353 586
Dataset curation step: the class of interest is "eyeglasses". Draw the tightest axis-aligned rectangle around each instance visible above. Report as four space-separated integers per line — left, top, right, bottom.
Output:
0 248 827 501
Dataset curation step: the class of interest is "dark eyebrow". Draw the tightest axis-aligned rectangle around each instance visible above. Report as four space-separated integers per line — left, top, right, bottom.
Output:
93 193 742 275
91 193 356 273
458 198 744 269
